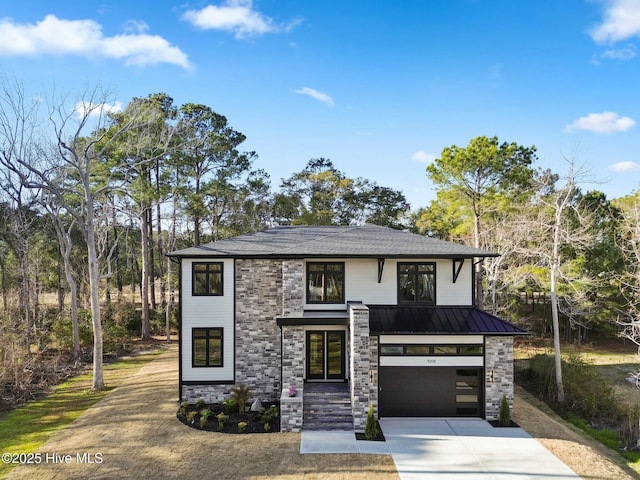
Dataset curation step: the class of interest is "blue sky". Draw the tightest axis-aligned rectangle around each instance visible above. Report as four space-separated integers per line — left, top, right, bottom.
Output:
1 0 640 208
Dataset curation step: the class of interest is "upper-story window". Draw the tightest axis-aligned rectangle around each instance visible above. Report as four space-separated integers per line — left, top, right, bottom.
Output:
192 262 223 296
306 262 345 304
398 262 436 304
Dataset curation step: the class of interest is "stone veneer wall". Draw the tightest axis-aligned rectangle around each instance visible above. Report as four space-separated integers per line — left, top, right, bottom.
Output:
280 387 303 432
349 303 370 431
484 336 514 420
282 260 304 316
234 259 283 401
181 385 232 404
368 335 379 417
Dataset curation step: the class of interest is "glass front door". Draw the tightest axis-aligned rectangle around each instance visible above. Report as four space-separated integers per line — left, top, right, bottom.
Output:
306 330 346 381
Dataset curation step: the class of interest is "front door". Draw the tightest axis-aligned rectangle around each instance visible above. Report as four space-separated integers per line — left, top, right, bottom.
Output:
306 330 346 381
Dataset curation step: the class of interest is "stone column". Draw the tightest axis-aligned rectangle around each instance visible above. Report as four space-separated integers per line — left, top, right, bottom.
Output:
349 303 370 431
484 336 514 420
280 325 304 431
282 259 304 317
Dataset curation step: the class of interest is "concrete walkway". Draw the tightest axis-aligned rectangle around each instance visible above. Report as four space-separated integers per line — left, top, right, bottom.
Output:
301 419 579 479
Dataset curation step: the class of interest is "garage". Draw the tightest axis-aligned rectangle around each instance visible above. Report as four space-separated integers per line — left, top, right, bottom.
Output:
379 366 483 417
369 306 528 419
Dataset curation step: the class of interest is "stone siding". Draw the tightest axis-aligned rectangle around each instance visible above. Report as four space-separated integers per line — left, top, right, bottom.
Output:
368 335 379 416
484 336 514 420
280 388 304 432
234 259 283 401
282 260 304 316
349 303 370 431
181 385 231 404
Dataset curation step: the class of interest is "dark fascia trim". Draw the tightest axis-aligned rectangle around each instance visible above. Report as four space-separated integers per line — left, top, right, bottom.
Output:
369 330 530 336
181 380 235 386
276 317 349 327
168 253 500 260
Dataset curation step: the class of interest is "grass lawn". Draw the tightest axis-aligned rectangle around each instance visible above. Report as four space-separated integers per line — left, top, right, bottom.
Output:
0 346 168 477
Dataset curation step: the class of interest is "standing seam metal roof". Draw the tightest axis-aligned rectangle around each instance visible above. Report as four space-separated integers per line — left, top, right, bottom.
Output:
368 306 528 335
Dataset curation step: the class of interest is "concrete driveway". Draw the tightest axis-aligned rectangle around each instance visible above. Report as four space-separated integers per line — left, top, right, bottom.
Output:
379 418 580 480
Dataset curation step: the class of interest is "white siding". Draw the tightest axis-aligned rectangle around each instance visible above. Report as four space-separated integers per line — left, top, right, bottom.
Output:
181 258 235 382
304 257 473 308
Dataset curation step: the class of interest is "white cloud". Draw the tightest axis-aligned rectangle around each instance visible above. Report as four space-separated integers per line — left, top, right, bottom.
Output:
610 161 640 172
411 150 436 163
601 43 637 59
294 87 334 106
74 100 122 119
590 0 640 43
0 14 191 69
564 111 635 134
182 0 301 39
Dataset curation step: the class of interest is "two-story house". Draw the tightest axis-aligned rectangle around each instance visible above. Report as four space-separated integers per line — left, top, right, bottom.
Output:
168 224 527 432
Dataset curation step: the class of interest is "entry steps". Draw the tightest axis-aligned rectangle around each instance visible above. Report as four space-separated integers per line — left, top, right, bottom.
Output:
303 382 354 431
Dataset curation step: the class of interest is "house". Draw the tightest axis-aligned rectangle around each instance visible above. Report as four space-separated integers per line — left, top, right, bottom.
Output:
168 224 527 432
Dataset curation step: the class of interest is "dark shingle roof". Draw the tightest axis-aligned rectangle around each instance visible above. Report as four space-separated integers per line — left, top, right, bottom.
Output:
368 306 528 335
168 225 497 258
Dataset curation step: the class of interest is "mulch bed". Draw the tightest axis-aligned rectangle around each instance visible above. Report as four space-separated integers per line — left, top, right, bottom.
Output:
177 401 280 433
488 420 520 428
355 421 386 441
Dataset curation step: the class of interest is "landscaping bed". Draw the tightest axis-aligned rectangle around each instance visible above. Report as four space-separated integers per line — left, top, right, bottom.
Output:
177 400 280 433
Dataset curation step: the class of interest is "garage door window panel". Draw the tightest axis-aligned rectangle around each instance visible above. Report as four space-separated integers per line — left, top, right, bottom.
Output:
380 344 484 356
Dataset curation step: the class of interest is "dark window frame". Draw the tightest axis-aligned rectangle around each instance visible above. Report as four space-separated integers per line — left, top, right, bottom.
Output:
379 344 484 356
192 327 224 367
397 262 436 305
192 262 224 296
306 262 345 304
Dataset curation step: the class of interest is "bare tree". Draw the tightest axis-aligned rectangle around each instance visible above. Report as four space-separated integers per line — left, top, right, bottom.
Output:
0 78 43 353
0 81 136 390
517 162 599 403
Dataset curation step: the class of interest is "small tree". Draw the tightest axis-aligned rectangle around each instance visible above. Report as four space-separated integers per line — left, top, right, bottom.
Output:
364 403 380 440
230 384 251 416
498 394 511 425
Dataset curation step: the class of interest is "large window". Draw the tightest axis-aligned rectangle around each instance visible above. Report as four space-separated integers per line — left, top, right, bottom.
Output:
306 262 345 304
398 262 436 304
192 328 223 367
192 262 223 296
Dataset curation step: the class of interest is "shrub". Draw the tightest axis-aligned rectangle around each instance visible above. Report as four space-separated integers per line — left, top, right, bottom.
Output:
521 353 618 422
186 411 197 425
263 423 271 432
216 413 228 431
199 408 211 428
238 421 248 433
196 399 206 409
364 403 380 440
222 398 237 414
619 403 640 450
230 384 251 416
498 394 511 425
178 402 189 416
260 405 279 425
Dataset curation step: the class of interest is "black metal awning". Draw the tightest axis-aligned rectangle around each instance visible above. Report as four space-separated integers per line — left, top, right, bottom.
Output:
368 306 528 335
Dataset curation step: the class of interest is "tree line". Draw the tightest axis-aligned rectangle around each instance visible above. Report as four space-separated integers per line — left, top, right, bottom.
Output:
1 81 640 401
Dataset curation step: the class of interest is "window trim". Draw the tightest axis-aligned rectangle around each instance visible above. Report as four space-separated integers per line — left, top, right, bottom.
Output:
379 344 484 356
192 262 224 296
192 327 224 368
397 261 436 305
306 262 346 304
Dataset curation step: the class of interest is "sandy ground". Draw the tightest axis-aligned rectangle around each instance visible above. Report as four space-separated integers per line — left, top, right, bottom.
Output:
2 346 637 479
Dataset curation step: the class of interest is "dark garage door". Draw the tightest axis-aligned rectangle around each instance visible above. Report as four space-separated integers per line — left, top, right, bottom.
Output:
379 367 483 417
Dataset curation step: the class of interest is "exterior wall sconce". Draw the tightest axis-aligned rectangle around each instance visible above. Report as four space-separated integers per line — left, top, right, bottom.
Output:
369 370 374 383
489 369 494 383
